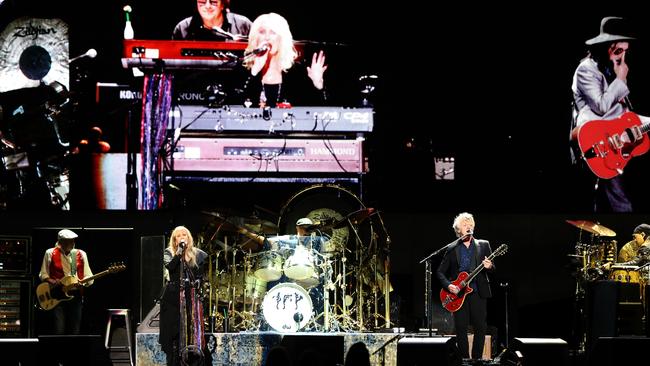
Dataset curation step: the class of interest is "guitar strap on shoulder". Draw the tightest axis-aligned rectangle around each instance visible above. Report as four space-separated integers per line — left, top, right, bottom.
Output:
70 249 77 277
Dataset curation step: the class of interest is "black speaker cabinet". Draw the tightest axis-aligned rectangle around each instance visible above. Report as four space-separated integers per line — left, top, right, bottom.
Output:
509 338 569 366
37 335 111 366
279 334 344 366
139 235 165 322
0 338 38 366
397 336 462 366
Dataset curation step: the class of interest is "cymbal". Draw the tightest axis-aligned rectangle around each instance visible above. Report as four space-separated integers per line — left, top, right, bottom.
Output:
566 220 616 237
242 219 278 235
200 211 243 233
333 208 377 228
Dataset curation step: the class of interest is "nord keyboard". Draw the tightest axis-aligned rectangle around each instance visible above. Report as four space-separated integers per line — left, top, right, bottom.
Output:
122 39 303 70
171 105 374 133
169 137 365 173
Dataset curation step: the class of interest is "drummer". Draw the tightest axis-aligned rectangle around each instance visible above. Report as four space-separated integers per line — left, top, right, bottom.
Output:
618 224 650 262
268 217 329 253
238 217 330 253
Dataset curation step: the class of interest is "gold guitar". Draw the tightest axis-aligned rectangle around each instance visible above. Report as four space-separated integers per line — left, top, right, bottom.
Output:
36 263 126 310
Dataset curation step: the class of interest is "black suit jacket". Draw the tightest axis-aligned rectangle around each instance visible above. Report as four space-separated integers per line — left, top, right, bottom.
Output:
436 238 494 298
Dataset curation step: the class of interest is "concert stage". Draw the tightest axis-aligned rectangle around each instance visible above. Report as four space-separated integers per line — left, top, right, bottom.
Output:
137 331 400 365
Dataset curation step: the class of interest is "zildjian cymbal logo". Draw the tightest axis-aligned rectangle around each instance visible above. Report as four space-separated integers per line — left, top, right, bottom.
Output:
13 23 57 40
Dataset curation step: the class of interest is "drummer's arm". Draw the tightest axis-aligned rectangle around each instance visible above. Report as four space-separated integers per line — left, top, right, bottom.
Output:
238 227 278 250
238 227 266 245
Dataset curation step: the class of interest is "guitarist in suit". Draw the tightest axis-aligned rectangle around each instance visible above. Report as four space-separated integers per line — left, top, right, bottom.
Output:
38 229 94 334
436 212 493 361
571 16 649 212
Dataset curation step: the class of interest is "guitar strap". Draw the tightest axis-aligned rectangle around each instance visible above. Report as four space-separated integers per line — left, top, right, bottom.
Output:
70 249 77 277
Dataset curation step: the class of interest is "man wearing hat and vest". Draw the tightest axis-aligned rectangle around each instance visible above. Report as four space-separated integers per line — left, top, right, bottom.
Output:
39 229 94 334
571 16 650 212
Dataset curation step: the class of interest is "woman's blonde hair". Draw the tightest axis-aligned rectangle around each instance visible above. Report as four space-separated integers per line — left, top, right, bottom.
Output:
244 12 297 72
167 226 198 267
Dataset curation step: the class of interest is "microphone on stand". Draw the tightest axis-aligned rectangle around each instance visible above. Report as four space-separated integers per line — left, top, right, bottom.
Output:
70 49 97 63
242 43 270 60
461 230 473 240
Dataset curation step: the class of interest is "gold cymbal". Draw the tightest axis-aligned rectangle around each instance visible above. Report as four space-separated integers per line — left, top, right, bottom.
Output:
566 220 616 237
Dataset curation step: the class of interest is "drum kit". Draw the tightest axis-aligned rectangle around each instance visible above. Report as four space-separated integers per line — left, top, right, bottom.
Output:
566 219 618 283
567 219 650 288
198 185 392 333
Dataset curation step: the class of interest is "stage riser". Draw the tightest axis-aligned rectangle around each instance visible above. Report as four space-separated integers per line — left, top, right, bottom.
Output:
137 332 399 365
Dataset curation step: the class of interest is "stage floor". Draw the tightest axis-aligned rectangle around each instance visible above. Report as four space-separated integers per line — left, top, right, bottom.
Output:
137 331 401 365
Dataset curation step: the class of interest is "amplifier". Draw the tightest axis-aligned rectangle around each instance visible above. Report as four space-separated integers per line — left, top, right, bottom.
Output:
169 137 365 174
0 236 30 274
0 278 32 337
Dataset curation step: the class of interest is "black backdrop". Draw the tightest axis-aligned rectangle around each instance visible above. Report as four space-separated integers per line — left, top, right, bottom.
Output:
2 0 650 351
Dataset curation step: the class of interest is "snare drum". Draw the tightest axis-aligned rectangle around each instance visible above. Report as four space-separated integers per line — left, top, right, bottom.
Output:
284 245 316 281
262 282 313 332
255 251 284 281
610 269 640 283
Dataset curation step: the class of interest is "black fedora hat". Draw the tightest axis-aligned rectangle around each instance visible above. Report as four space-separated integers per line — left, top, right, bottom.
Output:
585 16 635 45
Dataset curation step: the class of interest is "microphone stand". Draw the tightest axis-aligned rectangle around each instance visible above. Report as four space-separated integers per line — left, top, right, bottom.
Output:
371 333 405 366
419 236 461 337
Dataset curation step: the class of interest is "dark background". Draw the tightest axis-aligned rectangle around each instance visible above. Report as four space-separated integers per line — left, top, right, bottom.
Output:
2 0 650 352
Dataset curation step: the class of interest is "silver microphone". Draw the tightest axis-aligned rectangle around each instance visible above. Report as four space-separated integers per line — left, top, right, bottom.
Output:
179 240 186 249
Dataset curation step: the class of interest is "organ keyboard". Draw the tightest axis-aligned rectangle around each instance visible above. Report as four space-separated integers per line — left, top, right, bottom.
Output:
169 137 365 173
171 105 374 133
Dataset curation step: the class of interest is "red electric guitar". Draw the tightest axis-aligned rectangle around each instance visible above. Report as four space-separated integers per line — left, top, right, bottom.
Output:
440 244 508 313
572 111 650 179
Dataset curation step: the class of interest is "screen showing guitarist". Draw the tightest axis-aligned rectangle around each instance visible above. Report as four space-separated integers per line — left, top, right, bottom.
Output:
436 212 493 361
38 229 94 334
570 16 650 212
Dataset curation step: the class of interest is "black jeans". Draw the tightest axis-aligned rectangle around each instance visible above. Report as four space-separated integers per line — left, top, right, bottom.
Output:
452 293 487 359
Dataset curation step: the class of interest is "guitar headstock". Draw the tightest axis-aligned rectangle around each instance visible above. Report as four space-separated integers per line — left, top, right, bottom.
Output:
493 244 508 257
107 262 126 273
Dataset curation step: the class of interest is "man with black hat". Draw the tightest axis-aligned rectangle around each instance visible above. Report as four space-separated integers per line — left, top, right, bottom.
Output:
570 16 650 212
618 224 650 262
38 229 94 334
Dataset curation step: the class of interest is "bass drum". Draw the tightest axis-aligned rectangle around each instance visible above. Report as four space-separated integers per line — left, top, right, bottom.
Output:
277 184 368 256
262 282 313 332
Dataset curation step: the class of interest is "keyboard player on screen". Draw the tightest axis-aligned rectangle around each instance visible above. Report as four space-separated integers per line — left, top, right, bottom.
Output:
242 13 329 108
172 0 251 41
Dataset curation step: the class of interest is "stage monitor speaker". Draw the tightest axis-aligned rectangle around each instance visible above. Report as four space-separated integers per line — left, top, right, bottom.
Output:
279 334 344 366
588 336 650 366
139 235 165 323
509 338 569 366
0 338 38 366
586 280 618 351
37 335 111 366
397 337 462 366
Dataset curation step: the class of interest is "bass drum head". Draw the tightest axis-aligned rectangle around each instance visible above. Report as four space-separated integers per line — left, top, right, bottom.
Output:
262 282 313 332
277 184 367 255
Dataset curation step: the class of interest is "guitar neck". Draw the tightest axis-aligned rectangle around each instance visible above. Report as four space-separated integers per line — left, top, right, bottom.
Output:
465 249 499 284
78 269 112 284
642 122 650 135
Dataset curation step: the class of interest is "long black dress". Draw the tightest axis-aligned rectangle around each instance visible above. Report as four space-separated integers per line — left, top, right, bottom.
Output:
159 247 208 366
